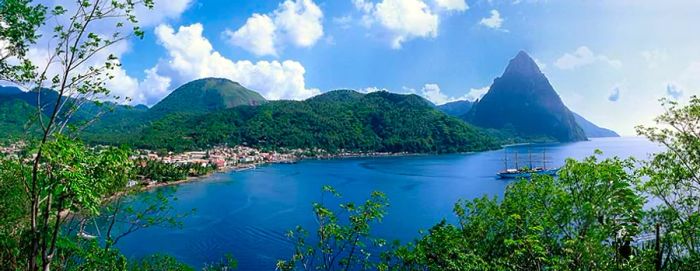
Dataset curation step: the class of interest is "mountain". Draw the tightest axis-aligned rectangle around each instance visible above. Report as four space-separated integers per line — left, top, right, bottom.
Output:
148 78 266 118
0 86 23 96
0 79 268 143
437 100 474 117
128 90 500 153
0 98 43 140
0 86 151 140
464 51 587 142
572 112 619 138
306 89 364 103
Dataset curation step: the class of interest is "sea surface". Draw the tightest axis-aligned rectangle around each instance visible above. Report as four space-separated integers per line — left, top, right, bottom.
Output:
116 137 662 270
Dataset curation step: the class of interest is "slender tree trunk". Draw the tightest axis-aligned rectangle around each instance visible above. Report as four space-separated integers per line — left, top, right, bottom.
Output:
655 223 662 271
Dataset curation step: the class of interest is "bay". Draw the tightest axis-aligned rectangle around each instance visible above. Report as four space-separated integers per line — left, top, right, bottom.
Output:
116 137 662 270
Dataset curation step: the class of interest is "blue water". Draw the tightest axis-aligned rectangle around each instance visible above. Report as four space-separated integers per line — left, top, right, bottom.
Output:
116 137 662 270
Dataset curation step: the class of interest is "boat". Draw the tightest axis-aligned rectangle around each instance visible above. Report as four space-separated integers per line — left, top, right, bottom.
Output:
497 167 560 179
497 147 559 179
76 219 99 240
77 231 97 240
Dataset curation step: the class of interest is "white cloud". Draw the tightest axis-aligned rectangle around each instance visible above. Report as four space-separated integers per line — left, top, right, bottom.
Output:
128 67 172 105
554 46 622 70
359 86 388 93
134 0 193 27
464 85 490 101
354 0 439 49
224 14 278 56
357 83 489 105
420 83 451 104
225 0 323 56
641 49 668 69
274 0 324 47
376 0 439 48
152 23 319 102
17 0 193 105
418 83 489 105
434 0 469 11
23 39 168 105
479 10 503 29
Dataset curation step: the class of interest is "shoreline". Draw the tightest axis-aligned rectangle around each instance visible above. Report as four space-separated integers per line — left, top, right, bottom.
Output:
133 137 642 193
135 151 430 192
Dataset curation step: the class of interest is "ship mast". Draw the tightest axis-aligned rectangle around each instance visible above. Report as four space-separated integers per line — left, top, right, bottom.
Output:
528 148 533 170
515 151 519 169
504 148 508 170
542 149 546 170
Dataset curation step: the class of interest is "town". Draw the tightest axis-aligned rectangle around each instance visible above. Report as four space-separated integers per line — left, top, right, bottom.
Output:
133 145 299 170
1 141 409 188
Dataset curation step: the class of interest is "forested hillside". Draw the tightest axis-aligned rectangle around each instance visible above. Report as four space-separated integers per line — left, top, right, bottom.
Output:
121 90 501 153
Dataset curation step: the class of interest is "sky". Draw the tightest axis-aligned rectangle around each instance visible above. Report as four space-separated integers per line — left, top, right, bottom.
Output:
21 0 700 135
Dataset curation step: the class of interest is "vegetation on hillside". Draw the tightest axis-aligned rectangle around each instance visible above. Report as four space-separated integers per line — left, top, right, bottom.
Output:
134 158 215 183
437 100 474 117
118 90 501 153
2 0 700 270
0 0 231 270
0 99 42 141
147 77 267 119
274 96 700 271
1 85 502 155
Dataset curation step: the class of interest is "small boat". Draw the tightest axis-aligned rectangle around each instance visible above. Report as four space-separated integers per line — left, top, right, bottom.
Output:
498 147 559 179
76 219 99 240
77 231 97 240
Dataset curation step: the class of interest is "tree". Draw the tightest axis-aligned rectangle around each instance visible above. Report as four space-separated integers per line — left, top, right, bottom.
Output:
277 186 389 271
0 0 157 269
637 96 700 269
0 0 46 83
0 136 136 269
380 153 650 271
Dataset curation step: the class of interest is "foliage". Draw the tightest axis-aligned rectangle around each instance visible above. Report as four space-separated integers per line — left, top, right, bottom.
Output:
277 186 389 271
148 77 267 119
396 154 649 270
203 254 238 271
0 156 31 267
59 239 129 270
124 90 501 153
128 253 238 271
128 254 194 271
636 96 700 269
0 136 135 269
0 0 197 270
134 158 215 183
0 98 44 140
2 87 502 155
135 159 188 183
0 0 46 82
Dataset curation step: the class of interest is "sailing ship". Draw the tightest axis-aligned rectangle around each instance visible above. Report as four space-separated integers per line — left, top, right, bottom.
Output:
497 147 559 179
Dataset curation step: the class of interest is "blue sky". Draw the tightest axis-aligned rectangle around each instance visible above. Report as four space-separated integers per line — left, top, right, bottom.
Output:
26 0 700 135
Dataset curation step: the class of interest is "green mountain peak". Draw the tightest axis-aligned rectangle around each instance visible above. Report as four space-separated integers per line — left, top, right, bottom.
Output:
148 78 267 118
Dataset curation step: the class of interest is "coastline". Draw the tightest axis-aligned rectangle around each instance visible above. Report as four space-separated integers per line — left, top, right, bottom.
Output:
134 151 429 192
131 137 635 193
